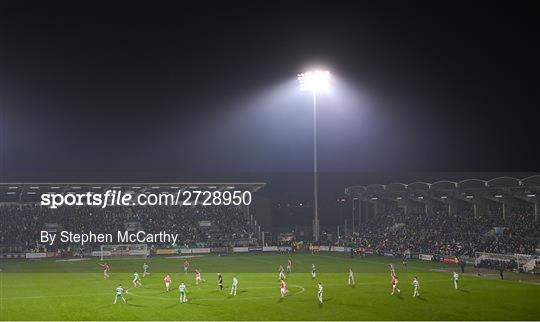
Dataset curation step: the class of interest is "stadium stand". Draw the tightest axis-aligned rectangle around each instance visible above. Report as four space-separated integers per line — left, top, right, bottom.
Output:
1 178 538 271
337 204 538 256
0 204 258 251
0 183 264 253
341 175 539 272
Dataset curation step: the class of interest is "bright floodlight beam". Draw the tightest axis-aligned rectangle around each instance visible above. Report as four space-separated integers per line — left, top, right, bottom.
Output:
297 69 330 243
298 70 330 93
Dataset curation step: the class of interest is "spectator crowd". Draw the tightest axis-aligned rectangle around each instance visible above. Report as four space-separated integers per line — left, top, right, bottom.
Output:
337 205 539 257
0 204 257 252
1 202 538 257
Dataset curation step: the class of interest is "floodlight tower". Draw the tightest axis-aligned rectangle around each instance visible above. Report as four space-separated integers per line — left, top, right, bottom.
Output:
298 70 330 243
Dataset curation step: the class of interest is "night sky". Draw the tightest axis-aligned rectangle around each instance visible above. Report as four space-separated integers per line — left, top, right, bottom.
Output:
1 1 538 180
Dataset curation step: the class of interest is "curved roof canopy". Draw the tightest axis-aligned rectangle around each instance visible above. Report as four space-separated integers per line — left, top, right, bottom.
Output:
458 179 486 189
346 175 539 196
431 181 457 190
522 175 540 187
366 184 386 192
386 183 407 192
408 182 430 191
487 177 520 188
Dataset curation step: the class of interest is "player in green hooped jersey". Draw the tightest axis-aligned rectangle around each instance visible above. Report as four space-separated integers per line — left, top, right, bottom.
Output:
113 284 126 304
178 282 187 303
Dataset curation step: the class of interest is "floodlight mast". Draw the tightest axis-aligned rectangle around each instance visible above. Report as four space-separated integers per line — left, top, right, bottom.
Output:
298 70 330 243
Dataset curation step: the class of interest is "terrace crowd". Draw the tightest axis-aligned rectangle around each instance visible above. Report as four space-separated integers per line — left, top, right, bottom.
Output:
0 204 257 252
337 205 539 256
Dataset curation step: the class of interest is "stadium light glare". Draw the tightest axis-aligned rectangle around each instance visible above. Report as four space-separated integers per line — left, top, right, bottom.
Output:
298 70 330 93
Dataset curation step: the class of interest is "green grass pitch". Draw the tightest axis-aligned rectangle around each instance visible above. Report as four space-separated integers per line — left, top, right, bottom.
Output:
1 253 538 320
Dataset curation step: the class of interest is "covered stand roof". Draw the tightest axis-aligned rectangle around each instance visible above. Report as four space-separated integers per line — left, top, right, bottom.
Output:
345 176 540 203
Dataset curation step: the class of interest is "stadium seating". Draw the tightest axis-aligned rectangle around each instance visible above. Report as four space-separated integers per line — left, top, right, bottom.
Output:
0 204 256 251
337 205 538 257
0 199 537 257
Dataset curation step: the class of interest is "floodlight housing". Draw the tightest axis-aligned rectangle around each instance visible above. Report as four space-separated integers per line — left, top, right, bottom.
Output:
298 70 330 92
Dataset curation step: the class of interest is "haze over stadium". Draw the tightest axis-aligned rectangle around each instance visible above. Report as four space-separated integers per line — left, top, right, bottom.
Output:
0 1 538 321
